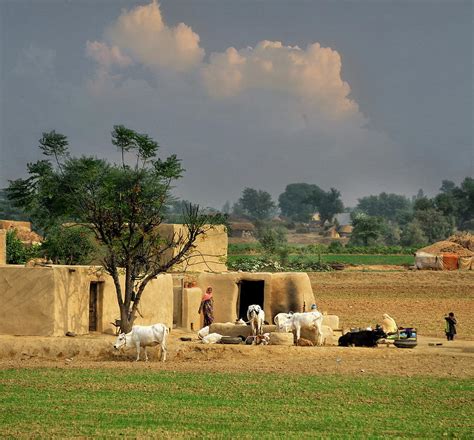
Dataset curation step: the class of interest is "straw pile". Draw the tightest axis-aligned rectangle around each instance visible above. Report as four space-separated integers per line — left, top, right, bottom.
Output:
448 232 474 251
417 241 474 257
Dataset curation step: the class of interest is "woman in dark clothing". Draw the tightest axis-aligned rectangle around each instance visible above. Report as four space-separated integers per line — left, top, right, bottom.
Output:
445 312 457 341
199 287 214 327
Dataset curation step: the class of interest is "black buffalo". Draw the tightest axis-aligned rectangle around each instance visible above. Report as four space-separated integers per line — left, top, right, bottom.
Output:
338 328 387 347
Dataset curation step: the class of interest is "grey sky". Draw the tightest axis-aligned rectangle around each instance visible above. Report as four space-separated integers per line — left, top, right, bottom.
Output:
1 0 472 209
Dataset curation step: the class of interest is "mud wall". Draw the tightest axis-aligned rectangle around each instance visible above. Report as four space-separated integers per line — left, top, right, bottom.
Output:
158 224 227 272
195 272 315 324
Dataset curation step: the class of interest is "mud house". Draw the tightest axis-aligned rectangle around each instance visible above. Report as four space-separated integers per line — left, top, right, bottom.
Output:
0 265 174 336
176 272 316 330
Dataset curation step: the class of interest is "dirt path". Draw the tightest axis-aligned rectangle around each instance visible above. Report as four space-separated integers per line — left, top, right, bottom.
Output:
0 331 472 378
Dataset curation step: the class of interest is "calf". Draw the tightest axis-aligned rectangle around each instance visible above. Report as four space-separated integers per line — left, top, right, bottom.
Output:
113 323 168 362
247 304 265 336
338 328 387 347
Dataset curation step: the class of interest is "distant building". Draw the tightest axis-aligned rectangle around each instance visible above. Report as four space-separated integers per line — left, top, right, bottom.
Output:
229 222 255 238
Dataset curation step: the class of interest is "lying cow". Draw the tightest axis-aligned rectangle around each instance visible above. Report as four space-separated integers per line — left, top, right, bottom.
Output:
338 327 387 347
113 323 168 362
247 304 265 336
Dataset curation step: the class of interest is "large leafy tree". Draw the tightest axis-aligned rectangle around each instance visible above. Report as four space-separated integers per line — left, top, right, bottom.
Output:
349 214 385 246
278 183 323 222
356 192 412 222
311 187 344 225
8 126 224 332
238 187 276 221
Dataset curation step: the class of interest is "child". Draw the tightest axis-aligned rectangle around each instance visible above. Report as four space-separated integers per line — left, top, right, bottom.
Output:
444 312 457 341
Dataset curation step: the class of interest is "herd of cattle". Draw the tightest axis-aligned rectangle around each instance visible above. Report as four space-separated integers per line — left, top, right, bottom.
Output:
113 304 389 362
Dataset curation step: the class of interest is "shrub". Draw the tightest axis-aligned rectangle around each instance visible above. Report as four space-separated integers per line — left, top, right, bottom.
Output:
6 229 41 264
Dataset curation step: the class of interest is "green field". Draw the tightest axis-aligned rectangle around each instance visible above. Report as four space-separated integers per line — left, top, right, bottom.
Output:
0 369 471 438
228 254 414 267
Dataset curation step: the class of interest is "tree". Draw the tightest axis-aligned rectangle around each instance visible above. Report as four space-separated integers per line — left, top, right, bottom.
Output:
356 192 411 222
238 187 276 221
414 208 453 243
278 183 323 222
8 126 224 332
349 214 385 246
400 220 428 247
0 189 29 221
41 225 99 265
316 188 344 224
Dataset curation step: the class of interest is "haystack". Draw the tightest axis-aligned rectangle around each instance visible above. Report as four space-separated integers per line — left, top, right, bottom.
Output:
416 241 473 257
448 232 474 251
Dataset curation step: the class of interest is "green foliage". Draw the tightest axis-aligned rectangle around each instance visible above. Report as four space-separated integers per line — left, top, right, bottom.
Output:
400 220 428 247
238 187 276 221
327 240 344 253
414 208 453 243
6 230 41 264
41 225 99 265
356 192 412 222
278 183 323 222
8 126 225 332
255 224 287 254
305 186 344 224
227 255 332 272
350 214 385 246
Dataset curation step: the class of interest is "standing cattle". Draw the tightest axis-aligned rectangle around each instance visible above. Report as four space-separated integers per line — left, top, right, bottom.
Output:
338 327 387 347
247 305 265 336
113 323 168 362
289 311 324 346
274 312 294 332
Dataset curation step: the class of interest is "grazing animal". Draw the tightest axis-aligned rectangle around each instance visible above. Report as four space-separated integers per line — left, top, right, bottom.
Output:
287 311 324 346
338 328 387 347
274 312 294 332
113 323 168 362
247 305 265 336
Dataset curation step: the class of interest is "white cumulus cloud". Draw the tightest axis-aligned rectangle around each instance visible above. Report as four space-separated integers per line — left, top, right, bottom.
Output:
85 41 133 68
104 1 204 72
201 41 359 120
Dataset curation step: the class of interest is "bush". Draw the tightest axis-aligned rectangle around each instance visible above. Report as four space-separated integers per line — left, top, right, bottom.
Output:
42 225 99 265
6 230 41 264
327 241 344 253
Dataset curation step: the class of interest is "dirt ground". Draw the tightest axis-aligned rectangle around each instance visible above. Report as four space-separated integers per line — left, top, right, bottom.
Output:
0 330 472 378
309 271 474 339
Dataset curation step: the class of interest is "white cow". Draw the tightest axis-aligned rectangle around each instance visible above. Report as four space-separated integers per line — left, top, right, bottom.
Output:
288 311 324 346
247 304 265 336
113 323 168 362
274 312 294 332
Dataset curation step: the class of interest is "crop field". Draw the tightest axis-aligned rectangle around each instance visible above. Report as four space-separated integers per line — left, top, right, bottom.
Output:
0 368 472 438
228 254 414 267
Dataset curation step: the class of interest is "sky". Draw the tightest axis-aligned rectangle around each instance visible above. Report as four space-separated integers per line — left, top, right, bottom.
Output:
0 0 472 209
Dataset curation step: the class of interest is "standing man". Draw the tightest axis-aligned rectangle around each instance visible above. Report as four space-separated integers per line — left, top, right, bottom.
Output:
444 312 457 341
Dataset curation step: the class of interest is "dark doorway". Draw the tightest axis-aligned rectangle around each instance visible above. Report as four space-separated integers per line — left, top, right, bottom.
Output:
238 280 265 320
89 282 99 332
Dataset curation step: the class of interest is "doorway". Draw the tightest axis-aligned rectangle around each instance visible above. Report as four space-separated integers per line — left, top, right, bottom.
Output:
89 282 103 332
237 280 265 320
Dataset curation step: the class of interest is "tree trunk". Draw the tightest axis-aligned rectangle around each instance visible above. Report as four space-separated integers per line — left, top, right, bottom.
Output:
119 304 136 333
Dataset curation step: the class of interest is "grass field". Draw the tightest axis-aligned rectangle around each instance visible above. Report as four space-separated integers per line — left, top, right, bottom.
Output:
0 369 472 438
228 254 414 266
